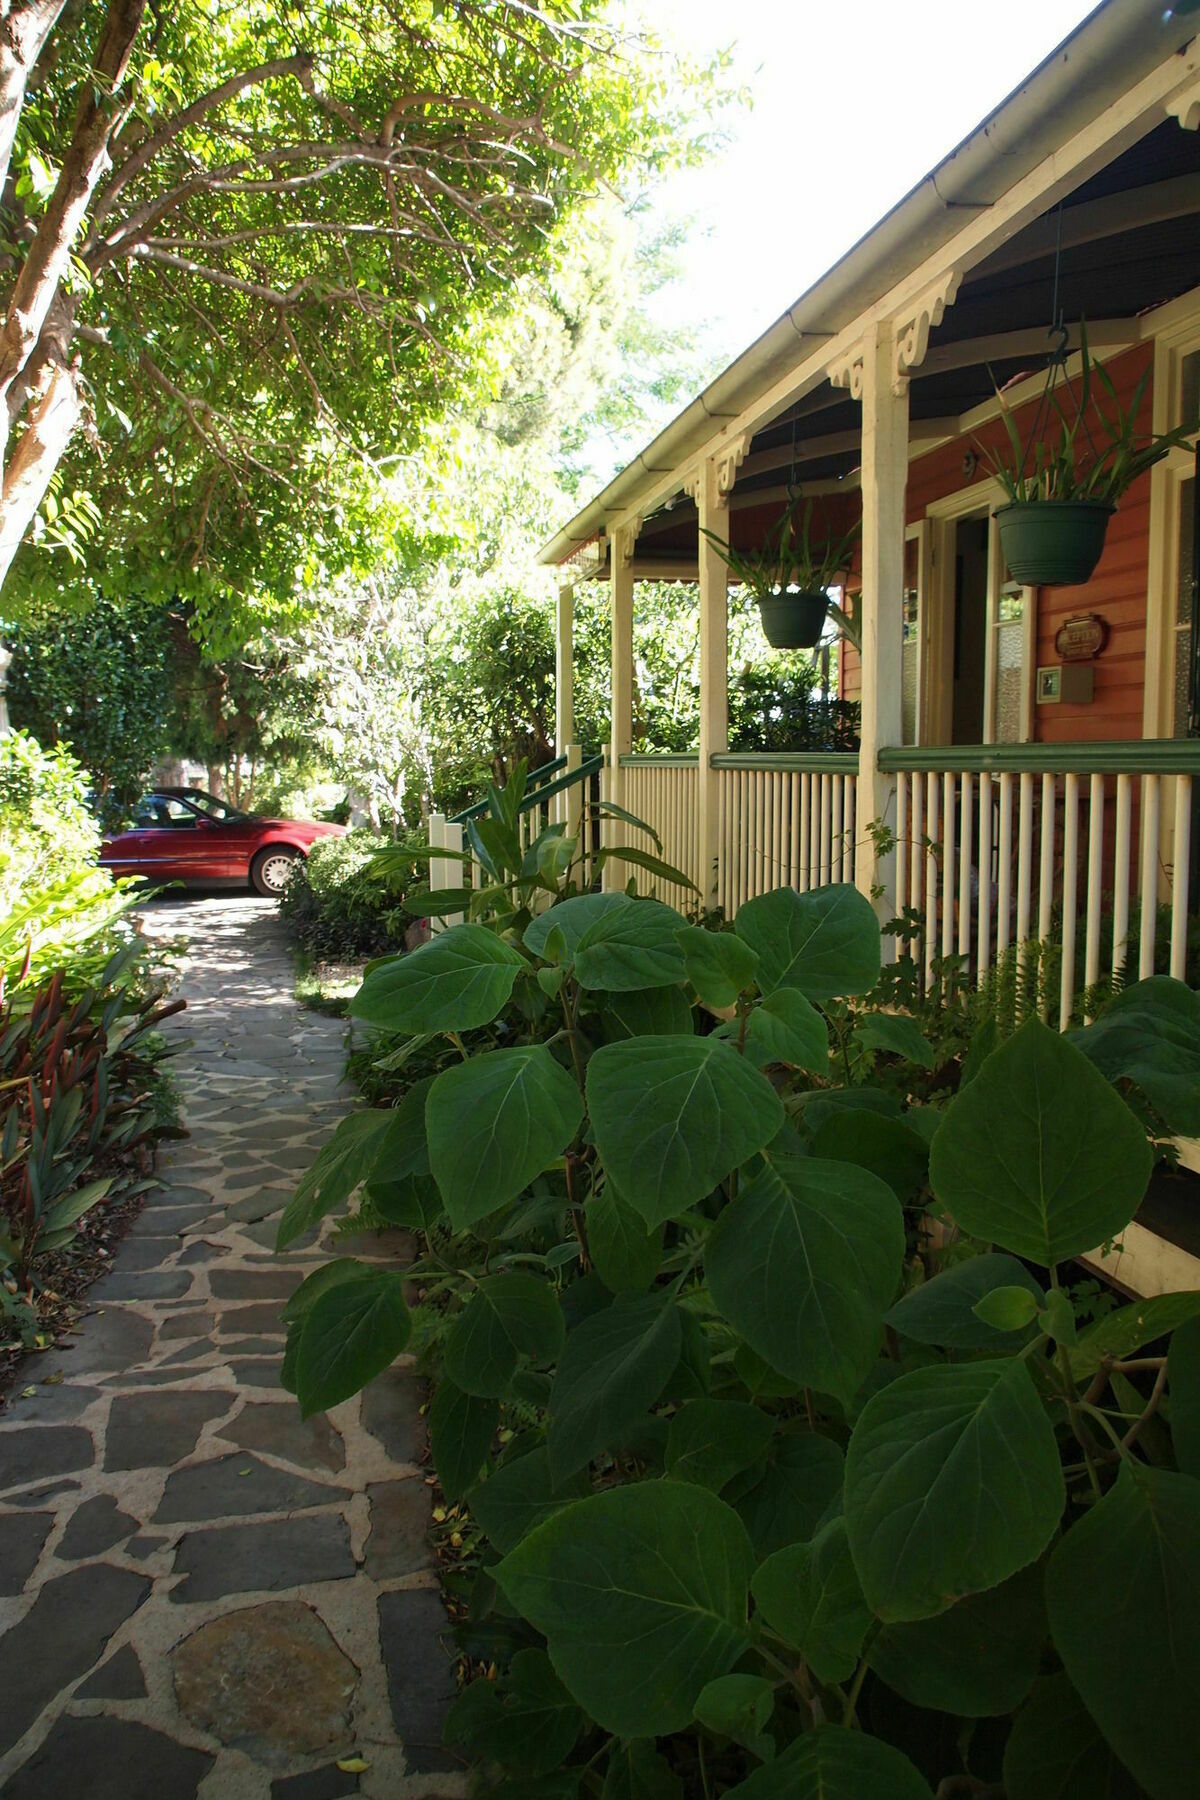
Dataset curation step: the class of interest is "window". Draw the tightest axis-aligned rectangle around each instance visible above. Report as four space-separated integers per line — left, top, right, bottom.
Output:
1174 471 1197 738
993 591 1027 745
901 535 920 746
134 796 199 830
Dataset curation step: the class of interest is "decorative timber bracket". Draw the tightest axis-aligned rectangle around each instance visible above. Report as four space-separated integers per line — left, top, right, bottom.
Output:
892 270 963 394
610 519 643 567
1167 73 1200 131
826 344 864 401
683 431 752 515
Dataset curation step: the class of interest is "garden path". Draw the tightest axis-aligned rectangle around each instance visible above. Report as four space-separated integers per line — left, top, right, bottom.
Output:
0 897 461 1800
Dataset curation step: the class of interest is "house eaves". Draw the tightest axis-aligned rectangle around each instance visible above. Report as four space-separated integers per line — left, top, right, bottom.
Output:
538 0 1198 568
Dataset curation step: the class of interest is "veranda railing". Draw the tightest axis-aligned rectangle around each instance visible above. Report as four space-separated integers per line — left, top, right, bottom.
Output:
615 740 1199 1025
881 740 1200 1026
428 748 604 922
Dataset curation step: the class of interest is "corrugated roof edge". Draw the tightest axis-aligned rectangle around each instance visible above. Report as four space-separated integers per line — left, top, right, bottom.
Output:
539 0 1196 566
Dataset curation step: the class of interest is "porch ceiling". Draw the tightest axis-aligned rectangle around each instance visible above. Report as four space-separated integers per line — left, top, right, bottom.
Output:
624 118 1200 564
545 1 1200 577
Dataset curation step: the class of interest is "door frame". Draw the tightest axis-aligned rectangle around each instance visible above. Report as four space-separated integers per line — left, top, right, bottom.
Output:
925 477 1034 745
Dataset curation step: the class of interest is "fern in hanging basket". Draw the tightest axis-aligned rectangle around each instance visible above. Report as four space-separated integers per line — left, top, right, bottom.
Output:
981 323 1197 586
700 496 861 650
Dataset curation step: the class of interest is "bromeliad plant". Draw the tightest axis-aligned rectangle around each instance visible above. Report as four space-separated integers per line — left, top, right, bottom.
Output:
276 871 1200 1798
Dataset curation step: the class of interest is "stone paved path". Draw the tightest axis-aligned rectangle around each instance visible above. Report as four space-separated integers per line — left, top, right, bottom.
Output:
0 898 462 1799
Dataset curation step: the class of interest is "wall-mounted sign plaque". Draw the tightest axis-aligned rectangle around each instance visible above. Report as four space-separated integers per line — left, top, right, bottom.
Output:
1054 613 1109 662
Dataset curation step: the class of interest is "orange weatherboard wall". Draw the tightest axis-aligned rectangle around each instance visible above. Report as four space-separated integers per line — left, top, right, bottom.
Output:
839 345 1155 742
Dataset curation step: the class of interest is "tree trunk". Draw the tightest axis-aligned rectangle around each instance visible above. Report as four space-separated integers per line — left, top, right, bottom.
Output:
0 0 145 591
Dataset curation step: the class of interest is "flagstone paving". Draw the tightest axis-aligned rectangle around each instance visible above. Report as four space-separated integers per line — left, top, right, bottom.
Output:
0 897 463 1799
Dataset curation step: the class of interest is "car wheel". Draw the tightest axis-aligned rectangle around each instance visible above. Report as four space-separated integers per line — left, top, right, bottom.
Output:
250 846 301 897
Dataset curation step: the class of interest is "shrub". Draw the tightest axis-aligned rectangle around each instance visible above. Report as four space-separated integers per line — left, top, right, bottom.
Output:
0 728 99 900
277 827 426 964
272 781 1200 1795
0 728 151 993
1 945 183 1340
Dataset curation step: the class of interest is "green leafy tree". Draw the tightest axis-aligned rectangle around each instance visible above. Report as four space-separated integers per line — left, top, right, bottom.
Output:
6 593 171 815
0 0 716 641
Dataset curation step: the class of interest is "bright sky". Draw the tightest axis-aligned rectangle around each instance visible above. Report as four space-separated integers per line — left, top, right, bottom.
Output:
609 0 1103 471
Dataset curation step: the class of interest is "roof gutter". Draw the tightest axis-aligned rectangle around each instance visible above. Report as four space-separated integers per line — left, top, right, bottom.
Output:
539 0 1196 567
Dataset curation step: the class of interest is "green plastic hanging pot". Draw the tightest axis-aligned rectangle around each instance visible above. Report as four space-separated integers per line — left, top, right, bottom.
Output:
756 589 829 649
994 500 1115 587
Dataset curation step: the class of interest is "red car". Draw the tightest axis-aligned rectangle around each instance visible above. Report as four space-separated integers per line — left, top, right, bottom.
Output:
100 787 346 896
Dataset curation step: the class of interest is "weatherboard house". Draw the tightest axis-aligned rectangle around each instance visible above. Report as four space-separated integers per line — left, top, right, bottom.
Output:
532 0 1200 1291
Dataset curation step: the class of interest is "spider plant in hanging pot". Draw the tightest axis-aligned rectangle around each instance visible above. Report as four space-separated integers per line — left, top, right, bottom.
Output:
982 322 1197 587
700 495 861 650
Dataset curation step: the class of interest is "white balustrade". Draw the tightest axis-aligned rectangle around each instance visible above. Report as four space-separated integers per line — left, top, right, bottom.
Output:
883 750 1197 1026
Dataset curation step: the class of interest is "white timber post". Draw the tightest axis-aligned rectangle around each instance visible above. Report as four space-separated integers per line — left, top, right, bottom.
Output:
835 329 907 918
0 639 11 736
688 447 743 910
553 581 575 830
841 274 960 926
442 819 465 928
555 580 574 757
428 811 448 935
607 523 637 890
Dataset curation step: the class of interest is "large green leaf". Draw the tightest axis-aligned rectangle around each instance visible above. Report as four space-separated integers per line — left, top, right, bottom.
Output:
811 1110 930 1203
693 1673 775 1757
426 1046 583 1228
367 1171 443 1231
729 1432 844 1557
868 1563 1047 1717
1069 1289 1200 1378
751 1518 872 1684
293 1267 411 1418
546 1293 682 1482
1169 1317 1200 1479
1003 1673 1144 1800
852 1012 937 1068
665 1399 774 1492
743 988 828 1070
495 1481 754 1737
588 1186 664 1294
443 1648 582 1778
723 1727 933 1800
602 986 695 1039
885 1254 1045 1351
443 1272 565 1398
574 898 690 992
468 1447 590 1554
844 1360 1065 1621
676 926 760 1008
276 1108 395 1249
429 1381 498 1501
928 1016 1152 1266
587 1036 782 1229
733 883 881 1001
1068 975 1200 1134
351 922 525 1033
1046 1463 1200 1799
524 892 630 962
603 1740 683 1800
707 1154 904 1408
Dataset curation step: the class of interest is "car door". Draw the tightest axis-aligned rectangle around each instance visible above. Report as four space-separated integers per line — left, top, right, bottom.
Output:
126 795 211 881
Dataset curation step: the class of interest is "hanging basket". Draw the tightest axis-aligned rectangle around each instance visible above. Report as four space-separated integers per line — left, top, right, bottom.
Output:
994 500 1115 587
756 589 829 649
